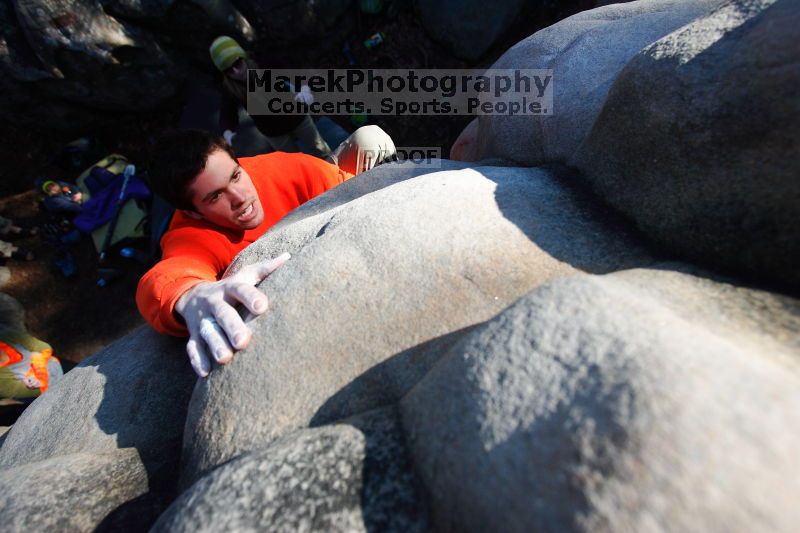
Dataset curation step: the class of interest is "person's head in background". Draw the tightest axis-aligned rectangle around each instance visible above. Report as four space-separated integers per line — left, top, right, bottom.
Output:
209 36 248 82
42 181 62 196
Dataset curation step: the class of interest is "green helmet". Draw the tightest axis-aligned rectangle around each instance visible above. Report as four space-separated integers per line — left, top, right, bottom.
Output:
209 36 246 72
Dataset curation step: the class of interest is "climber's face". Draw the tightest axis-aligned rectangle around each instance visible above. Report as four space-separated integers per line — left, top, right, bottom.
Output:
185 148 264 231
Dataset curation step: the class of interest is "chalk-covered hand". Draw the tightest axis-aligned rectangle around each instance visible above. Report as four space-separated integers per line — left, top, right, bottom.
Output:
294 85 314 105
223 129 236 145
175 253 290 377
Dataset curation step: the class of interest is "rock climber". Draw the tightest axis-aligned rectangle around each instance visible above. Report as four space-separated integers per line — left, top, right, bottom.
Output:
137 126 395 377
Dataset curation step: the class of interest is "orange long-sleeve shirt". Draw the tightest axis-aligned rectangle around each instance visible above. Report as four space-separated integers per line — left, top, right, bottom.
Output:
137 152 352 336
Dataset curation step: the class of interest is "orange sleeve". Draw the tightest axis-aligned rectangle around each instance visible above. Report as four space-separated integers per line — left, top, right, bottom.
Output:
292 152 354 197
136 224 232 337
251 152 353 205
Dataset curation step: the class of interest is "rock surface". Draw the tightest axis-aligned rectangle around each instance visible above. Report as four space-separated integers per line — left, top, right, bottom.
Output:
0 326 193 467
401 266 800 532
571 0 800 288
0 0 255 130
154 408 426 532
0 449 149 531
0 0 184 130
102 0 255 47
0 326 194 530
234 0 353 47
180 160 657 486
1 1 799 530
464 0 724 165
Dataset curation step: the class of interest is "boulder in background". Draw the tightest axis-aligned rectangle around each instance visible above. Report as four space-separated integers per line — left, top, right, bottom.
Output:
571 0 800 288
460 0 723 165
402 267 800 531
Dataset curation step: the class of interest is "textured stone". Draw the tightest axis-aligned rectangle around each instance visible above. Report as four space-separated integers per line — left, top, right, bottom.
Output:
2 0 182 123
0 0 253 130
463 0 723 165
233 0 353 47
102 0 254 43
180 160 657 485
0 450 149 531
571 0 800 288
0 326 193 468
103 0 255 66
0 1 795 529
0 326 194 528
401 266 800 532
154 408 426 532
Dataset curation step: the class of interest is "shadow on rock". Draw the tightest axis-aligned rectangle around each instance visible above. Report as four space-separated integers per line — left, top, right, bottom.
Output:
152 407 427 532
310 325 480 428
571 0 800 290
490 163 664 275
0 327 196 531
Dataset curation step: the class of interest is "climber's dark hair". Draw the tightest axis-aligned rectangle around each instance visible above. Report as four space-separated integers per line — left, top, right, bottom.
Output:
147 129 237 212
